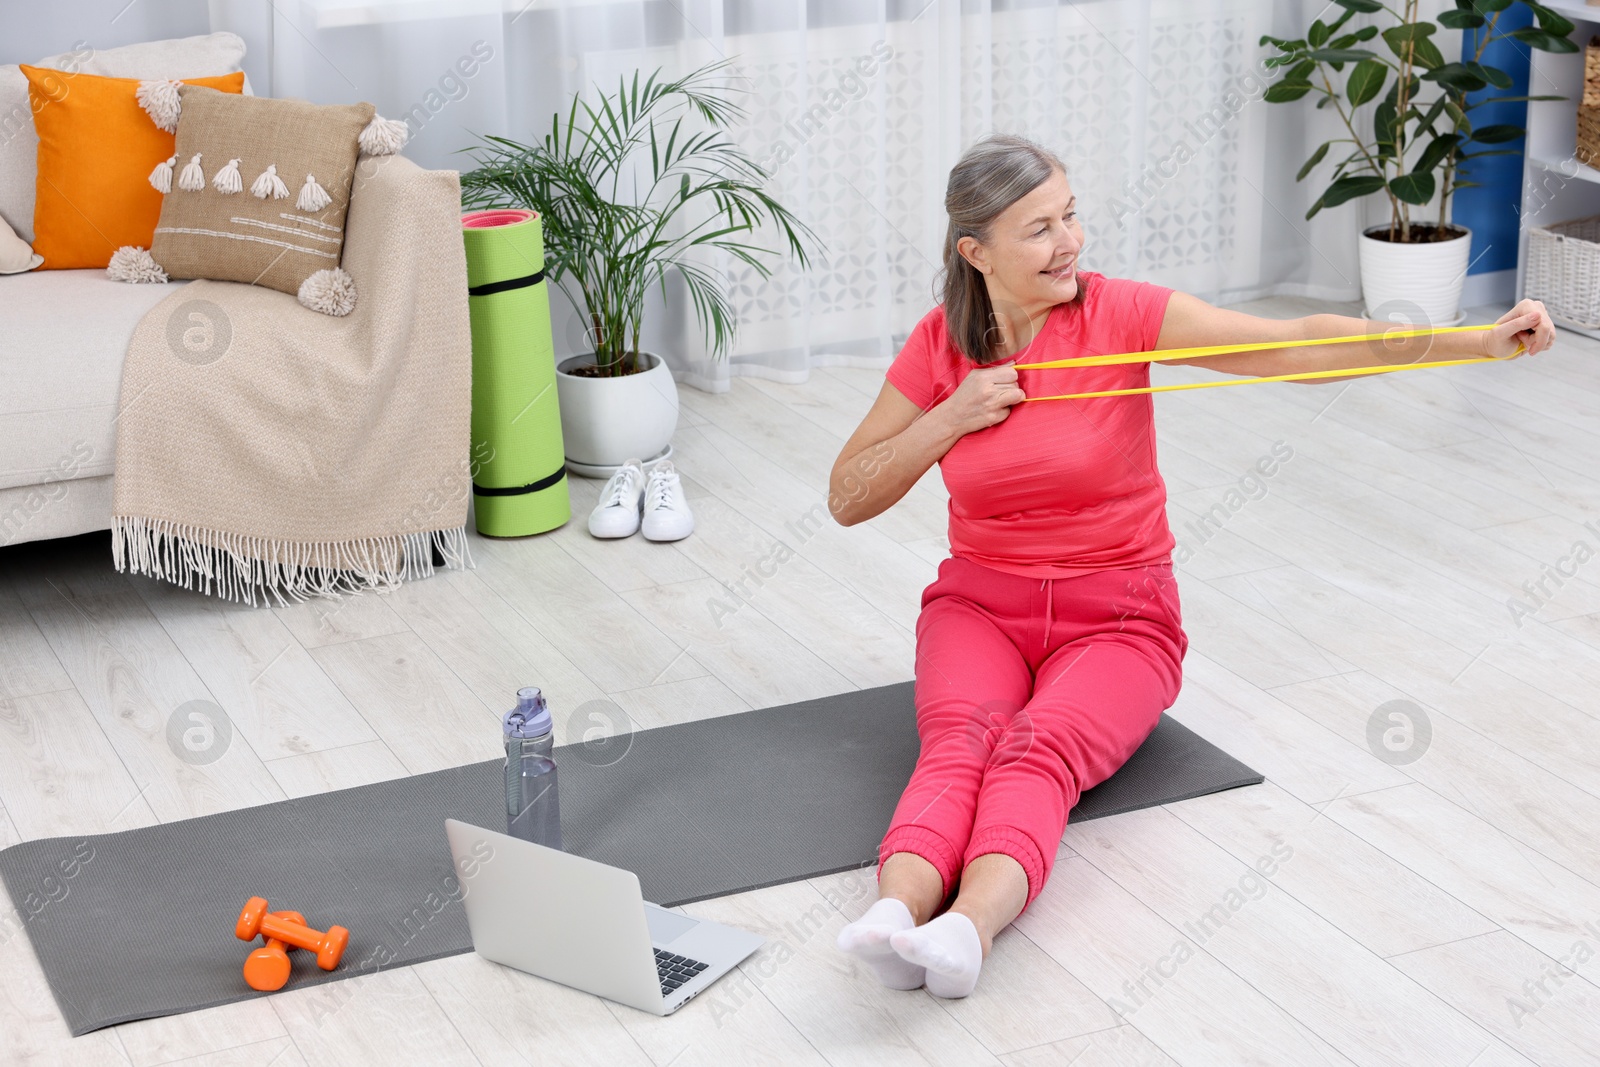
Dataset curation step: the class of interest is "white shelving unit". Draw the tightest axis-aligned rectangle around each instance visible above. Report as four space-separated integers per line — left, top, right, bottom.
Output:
1518 1 1600 338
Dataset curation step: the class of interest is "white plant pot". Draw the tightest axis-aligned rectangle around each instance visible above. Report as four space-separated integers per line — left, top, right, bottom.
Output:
1358 224 1472 327
555 351 679 476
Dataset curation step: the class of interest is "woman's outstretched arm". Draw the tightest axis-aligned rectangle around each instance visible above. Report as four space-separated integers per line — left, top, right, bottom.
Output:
1151 291 1556 385
830 366 1025 526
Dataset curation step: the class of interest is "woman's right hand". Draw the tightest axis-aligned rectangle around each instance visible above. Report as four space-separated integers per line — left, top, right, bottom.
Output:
937 364 1027 437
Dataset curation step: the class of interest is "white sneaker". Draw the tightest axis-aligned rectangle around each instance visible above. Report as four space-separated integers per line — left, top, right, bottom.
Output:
641 460 694 542
588 458 645 538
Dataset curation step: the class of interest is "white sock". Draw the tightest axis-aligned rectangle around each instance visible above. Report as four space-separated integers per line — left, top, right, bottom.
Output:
889 911 983 998
835 897 925 990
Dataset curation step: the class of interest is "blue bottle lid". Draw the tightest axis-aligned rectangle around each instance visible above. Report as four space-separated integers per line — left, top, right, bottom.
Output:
503 686 552 738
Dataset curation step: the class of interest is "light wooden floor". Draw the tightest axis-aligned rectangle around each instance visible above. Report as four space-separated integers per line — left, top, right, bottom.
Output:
4 294 1600 1066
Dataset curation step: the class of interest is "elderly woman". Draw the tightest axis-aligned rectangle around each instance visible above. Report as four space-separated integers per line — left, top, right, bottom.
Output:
829 132 1554 998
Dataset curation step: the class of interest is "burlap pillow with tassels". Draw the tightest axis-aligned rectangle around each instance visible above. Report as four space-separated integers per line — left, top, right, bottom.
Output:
107 83 409 316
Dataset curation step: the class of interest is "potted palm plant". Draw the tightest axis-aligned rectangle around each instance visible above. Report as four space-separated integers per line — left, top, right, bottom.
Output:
461 58 823 475
1262 0 1573 324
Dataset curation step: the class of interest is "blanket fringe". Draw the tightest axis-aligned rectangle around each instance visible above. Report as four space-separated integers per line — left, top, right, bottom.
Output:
111 515 475 608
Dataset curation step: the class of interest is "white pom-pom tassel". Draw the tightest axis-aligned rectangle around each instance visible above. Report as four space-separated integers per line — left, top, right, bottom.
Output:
297 267 357 316
357 114 409 156
136 79 183 132
177 154 205 192
149 154 175 193
107 246 168 284
296 174 332 212
212 158 243 194
250 164 289 200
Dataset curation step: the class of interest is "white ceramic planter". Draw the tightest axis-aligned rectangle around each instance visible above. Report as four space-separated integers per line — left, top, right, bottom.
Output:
1358 223 1472 327
555 351 680 476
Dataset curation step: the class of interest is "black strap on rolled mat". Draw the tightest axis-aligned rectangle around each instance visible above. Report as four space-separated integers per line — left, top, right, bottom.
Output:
0 681 1261 1035
473 465 567 498
467 269 545 297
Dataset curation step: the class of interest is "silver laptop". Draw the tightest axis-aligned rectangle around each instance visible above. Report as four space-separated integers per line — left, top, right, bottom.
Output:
444 818 765 1016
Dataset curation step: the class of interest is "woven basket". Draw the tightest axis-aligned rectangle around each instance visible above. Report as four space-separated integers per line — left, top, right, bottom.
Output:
1587 35 1600 106
1526 215 1600 329
1580 107 1600 168
1581 37 1600 166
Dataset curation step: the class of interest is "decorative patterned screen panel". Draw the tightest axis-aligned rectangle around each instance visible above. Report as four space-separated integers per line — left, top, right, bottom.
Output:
582 0 1271 379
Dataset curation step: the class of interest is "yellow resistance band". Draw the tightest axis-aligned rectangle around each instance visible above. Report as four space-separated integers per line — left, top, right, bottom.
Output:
1013 323 1519 401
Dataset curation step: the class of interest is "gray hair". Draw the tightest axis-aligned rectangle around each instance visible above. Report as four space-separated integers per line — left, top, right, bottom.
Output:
937 133 1086 366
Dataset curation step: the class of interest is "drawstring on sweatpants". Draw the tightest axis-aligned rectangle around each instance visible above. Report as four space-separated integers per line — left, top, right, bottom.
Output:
1041 578 1054 645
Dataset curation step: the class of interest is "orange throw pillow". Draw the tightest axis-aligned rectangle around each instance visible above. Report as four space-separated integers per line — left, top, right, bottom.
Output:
21 65 246 269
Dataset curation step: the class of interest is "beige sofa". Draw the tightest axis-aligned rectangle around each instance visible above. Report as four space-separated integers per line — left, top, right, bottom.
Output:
0 33 247 547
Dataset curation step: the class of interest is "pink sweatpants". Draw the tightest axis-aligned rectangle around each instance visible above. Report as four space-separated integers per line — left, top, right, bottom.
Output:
877 555 1188 913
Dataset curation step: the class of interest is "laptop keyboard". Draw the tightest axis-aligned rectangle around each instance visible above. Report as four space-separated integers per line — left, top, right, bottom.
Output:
654 948 709 996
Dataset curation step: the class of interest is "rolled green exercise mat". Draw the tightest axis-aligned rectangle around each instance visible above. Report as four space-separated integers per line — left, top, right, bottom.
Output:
461 208 571 537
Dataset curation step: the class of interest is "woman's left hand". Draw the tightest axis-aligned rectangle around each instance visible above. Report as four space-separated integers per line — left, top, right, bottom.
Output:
1484 299 1556 359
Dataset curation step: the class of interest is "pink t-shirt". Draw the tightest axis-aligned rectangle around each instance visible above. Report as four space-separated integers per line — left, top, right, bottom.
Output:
884 270 1177 579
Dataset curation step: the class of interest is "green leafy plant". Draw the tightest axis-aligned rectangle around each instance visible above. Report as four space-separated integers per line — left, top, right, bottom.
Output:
1261 0 1573 241
461 57 824 376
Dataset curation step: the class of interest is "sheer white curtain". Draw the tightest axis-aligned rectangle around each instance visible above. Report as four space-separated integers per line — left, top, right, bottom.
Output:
185 1 1377 392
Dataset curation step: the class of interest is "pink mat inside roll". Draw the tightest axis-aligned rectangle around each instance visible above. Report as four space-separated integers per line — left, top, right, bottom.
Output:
462 209 536 228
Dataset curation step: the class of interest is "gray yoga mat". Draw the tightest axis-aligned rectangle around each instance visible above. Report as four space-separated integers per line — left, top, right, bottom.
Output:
0 681 1261 1035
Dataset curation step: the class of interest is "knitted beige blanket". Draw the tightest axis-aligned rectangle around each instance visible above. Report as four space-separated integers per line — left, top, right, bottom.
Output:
111 154 474 604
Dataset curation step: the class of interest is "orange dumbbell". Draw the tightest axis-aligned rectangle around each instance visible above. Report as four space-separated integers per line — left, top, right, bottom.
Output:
241 909 306 992
236 897 350 973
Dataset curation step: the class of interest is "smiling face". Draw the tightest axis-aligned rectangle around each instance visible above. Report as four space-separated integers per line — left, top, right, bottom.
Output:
956 167 1084 323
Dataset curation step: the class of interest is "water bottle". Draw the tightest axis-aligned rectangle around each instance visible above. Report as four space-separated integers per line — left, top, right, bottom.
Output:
503 687 562 850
